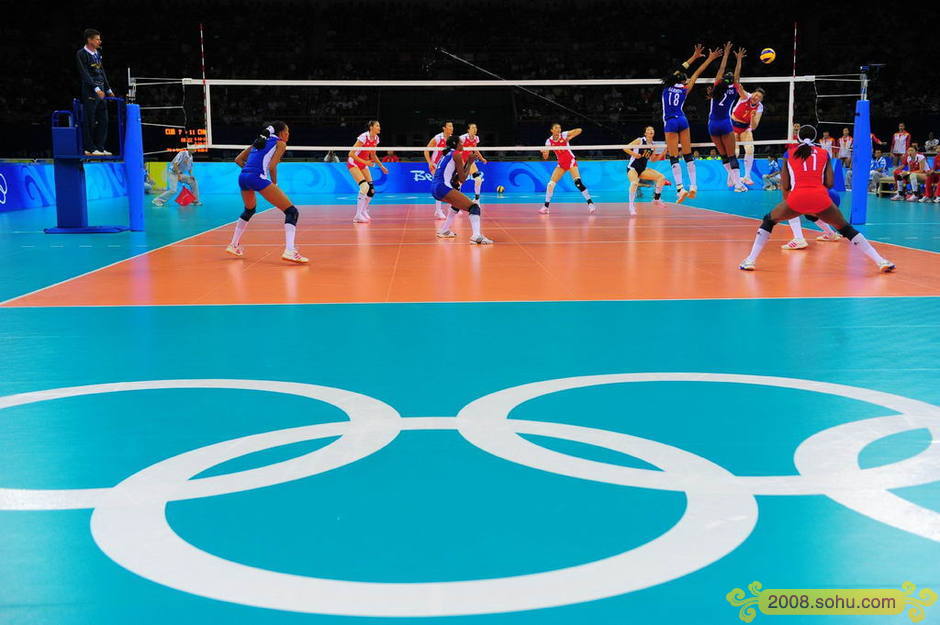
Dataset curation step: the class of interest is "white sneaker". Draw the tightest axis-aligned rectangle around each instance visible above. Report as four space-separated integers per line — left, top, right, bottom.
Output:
687 185 697 198
890 194 903 201
628 205 637 216
742 178 755 185
934 197 940 203
816 232 843 242
192 200 203 206
434 208 446 219
781 238 809 250
470 235 493 245
918 196 932 203
152 199 165 207
282 249 309 263
100 150 113 156
225 244 244 257
878 260 896 273
734 185 748 193
739 259 756 271
436 230 457 238
538 206 550 214
676 189 688 204
92 150 106 156
588 203 596 214
905 194 917 202
353 215 370 223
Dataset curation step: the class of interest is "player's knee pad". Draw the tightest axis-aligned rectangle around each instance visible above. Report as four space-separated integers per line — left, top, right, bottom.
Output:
683 154 694 163
367 182 375 197
574 178 586 192
729 157 741 169
837 224 858 239
721 155 730 164
284 205 299 226
471 171 482 180
760 213 776 232
744 145 755 155
468 203 481 215
239 207 256 222
546 180 556 191
669 156 679 165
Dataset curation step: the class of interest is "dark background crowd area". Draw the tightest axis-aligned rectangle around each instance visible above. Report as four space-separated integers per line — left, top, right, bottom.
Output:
2 0 937 158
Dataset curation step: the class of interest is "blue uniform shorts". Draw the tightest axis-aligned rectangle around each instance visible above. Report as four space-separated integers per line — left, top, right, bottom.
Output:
664 115 690 133
238 172 272 192
431 181 452 202
708 118 734 136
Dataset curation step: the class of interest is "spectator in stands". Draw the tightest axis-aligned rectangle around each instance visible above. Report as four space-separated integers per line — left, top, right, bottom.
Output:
891 123 911 166
892 146 928 201
867 148 891 193
381 150 400 163
925 131 938 155
762 154 781 190
706 148 719 159
923 151 940 203
870 132 885 148
76 28 116 156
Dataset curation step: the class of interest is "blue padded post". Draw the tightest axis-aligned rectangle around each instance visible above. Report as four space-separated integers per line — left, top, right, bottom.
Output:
124 103 145 231
850 99 872 224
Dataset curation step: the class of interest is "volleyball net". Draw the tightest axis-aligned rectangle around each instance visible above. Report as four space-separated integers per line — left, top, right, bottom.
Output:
130 74 831 157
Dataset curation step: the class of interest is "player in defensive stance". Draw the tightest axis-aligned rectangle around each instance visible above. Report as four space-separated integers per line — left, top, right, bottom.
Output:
661 44 722 202
425 121 454 219
624 126 667 215
739 126 894 273
228 122 308 263
459 123 487 204
434 134 492 244
347 120 388 223
540 124 595 214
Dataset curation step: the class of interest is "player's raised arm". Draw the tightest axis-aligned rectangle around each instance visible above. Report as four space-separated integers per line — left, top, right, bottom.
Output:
566 128 583 140
687 48 722 90
733 47 747 97
714 42 732 83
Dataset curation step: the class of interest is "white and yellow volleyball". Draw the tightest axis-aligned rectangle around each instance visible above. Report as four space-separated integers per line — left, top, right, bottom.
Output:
759 48 776 64
496 185 506 194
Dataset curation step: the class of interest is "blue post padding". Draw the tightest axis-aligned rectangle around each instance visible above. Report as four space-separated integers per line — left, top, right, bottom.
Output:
831 160 846 192
850 100 871 224
124 103 145 231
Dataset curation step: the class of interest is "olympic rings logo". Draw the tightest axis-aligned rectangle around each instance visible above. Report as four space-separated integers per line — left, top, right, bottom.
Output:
1 373 938 618
0 172 8 204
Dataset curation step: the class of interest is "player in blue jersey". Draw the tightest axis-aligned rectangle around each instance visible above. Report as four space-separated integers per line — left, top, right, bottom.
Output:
661 45 722 203
228 121 308 263
707 43 748 192
433 134 492 244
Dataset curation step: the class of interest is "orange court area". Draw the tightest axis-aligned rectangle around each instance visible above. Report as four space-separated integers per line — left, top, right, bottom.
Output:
5 201 940 308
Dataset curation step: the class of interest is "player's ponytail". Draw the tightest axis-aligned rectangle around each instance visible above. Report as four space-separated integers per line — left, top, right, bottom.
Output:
252 121 286 149
793 125 817 160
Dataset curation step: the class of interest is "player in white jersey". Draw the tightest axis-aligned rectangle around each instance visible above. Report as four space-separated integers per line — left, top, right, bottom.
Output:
424 121 454 219
347 120 388 223
623 126 667 215
152 148 201 206
459 123 487 203
837 127 854 167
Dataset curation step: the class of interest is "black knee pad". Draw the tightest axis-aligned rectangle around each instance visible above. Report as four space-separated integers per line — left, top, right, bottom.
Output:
367 182 375 197
239 207 256 222
468 203 481 215
574 178 586 192
358 179 368 195
284 205 299 226
804 214 819 223
471 171 482 179
729 157 740 169
760 213 776 233
721 155 730 164
669 156 679 165
837 224 858 239
683 154 694 163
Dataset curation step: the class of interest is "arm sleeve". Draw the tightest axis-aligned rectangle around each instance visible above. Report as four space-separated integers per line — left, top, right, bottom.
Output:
76 50 98 90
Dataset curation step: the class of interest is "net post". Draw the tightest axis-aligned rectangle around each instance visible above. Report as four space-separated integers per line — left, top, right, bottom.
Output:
850 97 871 225
124 103 146 231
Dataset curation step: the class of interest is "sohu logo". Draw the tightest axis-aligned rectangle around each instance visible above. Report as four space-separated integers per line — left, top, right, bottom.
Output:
1 373 938 617
410 169 433 182
0 172 8 204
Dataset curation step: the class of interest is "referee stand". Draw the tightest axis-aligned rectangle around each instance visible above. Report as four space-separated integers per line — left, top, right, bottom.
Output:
45 98 145 233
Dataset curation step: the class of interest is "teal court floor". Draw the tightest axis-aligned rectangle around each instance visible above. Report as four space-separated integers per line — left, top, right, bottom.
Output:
1 189 939 624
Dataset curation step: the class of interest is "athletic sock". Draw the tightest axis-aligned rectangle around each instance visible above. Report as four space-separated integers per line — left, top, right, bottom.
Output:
356 192 368 219
435 200 444 213
440 207 458 232
670 162 684 188
285 223 296 251
818 220 835 234
744 154 755 180
231 219 249 246
628 184 637 211
580 187 593 202
469 213 481 238
687 161 697 187
545 180 556 204
788 217 805 240
474 176 483 197
848 232 887 264
745 228 771 262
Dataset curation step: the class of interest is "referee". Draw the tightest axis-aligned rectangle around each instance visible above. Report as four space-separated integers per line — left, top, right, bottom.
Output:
76 28 116 156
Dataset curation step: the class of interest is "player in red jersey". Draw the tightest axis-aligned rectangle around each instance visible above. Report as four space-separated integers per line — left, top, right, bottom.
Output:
730 75 764 186
739 125 894 272
539 124 595 214
425 121 454 219
347 120 388 223
923 152 940 203
459 123 488 204
892 146 929 201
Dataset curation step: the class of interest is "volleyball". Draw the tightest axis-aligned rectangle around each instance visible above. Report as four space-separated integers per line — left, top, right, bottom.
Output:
760 48 776 64
496 185 506 194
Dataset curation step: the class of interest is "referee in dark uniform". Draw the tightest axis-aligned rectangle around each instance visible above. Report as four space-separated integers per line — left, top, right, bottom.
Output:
76 28 116 156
